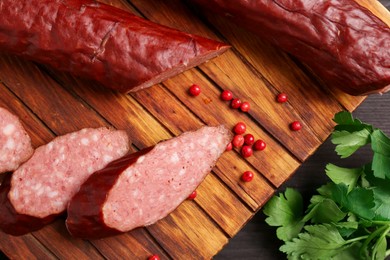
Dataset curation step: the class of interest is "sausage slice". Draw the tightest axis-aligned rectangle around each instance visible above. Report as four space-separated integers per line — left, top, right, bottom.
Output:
66 125 232 239
0 107 33 174
0 0 229 93
0 127 130 235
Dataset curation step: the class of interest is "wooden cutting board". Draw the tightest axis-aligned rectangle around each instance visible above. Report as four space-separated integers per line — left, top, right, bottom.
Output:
0 0 389 259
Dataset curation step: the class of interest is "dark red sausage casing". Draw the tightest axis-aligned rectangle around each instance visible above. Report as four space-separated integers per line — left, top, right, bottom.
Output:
66 125 232 239
0 0 229 93
190 0 390 96
0 127 130 236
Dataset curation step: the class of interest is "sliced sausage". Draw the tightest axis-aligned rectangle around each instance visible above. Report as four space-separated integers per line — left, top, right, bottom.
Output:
190 0 390 95
0 0 229 93
0 127 130 235
66 125 232 239
0 107 33 174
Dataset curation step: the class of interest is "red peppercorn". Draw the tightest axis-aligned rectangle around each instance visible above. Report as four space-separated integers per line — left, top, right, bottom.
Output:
241 145 253 158
244 134 255 145
232 135 245 148
233 122 246 135
147 255 160 260
187 190 197 200
254 140 266 151
226 142 233 151
231 98 242 109
276 93 288 103
290 121 302 131
189 84 201 96
241 171 254 182
221 90 233 101
240 102 250 112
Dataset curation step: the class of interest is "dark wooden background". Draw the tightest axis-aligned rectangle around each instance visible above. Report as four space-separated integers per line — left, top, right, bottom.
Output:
0 1 388 259
216 1 390 258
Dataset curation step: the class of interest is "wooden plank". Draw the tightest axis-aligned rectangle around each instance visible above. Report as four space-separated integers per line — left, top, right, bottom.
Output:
0 0 388 259
147 202 228 259
92 229 170 259
0 233 56 260
195 173 253 237
128 0 323 162
162 71 300 187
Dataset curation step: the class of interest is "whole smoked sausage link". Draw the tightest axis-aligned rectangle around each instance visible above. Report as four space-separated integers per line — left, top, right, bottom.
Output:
0 0 229 93
191 0 390 95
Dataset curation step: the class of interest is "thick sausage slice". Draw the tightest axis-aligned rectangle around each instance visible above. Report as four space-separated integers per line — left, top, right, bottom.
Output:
66 125 231 239
0 127 130 235
0 0 229 93
0 107 33 174
190 0 390 95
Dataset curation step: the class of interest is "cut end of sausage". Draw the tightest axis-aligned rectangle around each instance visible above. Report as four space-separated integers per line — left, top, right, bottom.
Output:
0 107 33 173
127 43 230 93
8 127 130 219
66 125 232 239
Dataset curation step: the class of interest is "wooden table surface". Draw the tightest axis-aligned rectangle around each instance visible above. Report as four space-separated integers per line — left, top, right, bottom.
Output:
0 1 389 259
216 1 390 258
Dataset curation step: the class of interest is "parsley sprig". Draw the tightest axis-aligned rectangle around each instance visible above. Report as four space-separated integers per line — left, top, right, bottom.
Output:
263 111 390 259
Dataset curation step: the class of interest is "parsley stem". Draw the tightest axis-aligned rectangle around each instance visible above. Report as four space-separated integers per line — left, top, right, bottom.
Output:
345 235 368 244
370 220 390 225
373 226 390 259
359 225 390 256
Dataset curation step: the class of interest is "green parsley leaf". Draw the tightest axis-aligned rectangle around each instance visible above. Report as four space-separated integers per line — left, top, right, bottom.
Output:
280 224 350 259
325 164 362 191
264 111 390 259
332 222 359 238
333 111 373 133
371 129 390 179
331 111 373 158
330 183 376 220
263 188 304 241
304 197 346 224
372 186 390 221
331 129 371 158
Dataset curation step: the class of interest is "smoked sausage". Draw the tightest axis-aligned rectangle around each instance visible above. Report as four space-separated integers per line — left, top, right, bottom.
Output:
0 107 33 174
66 125 232 239
0 127 130 235
0 0 229 93
190 0 390 96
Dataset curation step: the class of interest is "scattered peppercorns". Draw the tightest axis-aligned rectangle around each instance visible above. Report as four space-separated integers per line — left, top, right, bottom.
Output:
241 145 253 158
241 171 254 182
226 142 233 151
187 190 197 200
233 122 246 135
254 140 266 151
290 121 302 131
244 134 255 146
147 255 160 260
232 135 245 148
231 98 242 109
188 84 201 96
240 102 250 112
276 93 288 103
221 90 233 101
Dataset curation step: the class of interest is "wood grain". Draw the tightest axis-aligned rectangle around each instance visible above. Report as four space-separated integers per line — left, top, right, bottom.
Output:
0 0 389 259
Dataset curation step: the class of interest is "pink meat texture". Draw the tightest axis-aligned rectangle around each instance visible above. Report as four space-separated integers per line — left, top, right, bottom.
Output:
0 127 130 235
0 107 33 173
66 125 232 239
